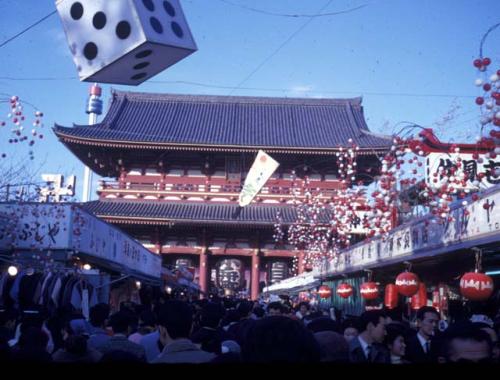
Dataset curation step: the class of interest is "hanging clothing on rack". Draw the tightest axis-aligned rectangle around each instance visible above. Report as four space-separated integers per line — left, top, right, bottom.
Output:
9 270 25 306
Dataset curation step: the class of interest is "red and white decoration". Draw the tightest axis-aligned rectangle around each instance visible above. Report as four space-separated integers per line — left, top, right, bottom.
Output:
336 282 353 299
318 285 332 299
395 271 420 297
459 272 494 301
360 281 379 300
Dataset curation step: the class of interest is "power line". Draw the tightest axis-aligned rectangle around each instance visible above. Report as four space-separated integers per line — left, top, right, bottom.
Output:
0 76 477 99
0 76 75 81
0 11 57 49
216 0 369 18
228 0 336 95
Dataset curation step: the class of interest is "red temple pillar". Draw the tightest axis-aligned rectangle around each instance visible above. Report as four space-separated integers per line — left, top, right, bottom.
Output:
297 250 305 274
199 248 208 298
251 249 260 300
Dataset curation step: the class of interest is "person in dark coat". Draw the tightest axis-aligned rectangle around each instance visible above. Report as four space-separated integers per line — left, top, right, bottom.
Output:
404 306 440 363
10 327 52 362
190 302 229 355
385 323 410 364
348 310 390 364
241 316 320 362
152 300 215 363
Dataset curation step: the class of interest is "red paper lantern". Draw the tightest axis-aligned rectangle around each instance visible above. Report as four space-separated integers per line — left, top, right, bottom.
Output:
360 282 379 300
410 283 428 310
336 283 353 299
384 284 398 309
432 289 440 311
395 271 420 297
318 285 332 299
459 272 494 301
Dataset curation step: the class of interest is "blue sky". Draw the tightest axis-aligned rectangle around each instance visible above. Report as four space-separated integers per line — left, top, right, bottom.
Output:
0 0 499 201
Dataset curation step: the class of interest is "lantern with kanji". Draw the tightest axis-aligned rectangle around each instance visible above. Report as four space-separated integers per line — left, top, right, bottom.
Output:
337 283 353 299
318 285 332 299
410 283 428 310
460 272 494 301
384 284 398 309
360 282 379 300
460 249 494 301
395 271 420 297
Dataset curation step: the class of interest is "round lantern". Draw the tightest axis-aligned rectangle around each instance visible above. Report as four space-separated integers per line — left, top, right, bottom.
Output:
459 272 494 301
395 271 420 297
432 289 441 311
410 283 428 310
360 282 379 300
336 283 353 299
318 285 332 299
384 284 398 309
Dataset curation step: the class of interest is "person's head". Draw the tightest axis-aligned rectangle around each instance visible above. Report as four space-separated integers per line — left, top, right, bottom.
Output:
358 310 387 344
342 318 359 343
252 306 265 319
221 309 240 328
306 317 340 334
100 350 144 363
200 302 224 329
62 318 90 340
416 306 439 339
236 300 254 319
157 300 193 344
89 303 110 328
472 322 500 362
443 321 492 363
298 302 310 316
314 331 349 362
109 311 132 335
138 310 157 329
267 302 285 317
385 323 407 358
241 316 320 362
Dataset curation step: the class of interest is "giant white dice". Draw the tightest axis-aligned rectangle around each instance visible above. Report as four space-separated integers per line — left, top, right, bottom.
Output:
56 0 197 85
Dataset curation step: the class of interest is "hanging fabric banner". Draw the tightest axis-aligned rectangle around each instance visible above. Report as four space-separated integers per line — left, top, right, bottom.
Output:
238 150 280 207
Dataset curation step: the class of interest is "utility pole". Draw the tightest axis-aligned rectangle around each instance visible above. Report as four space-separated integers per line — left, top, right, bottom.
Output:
82 84 103 202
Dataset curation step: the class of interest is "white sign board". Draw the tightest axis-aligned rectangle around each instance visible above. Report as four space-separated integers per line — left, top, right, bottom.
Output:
239 150 280 207
72 208 161 279
0 204 71 250
426 152 500 190
0 203 161 279
322 184 500 276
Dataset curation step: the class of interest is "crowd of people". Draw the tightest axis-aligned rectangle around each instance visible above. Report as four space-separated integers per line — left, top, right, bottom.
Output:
0 294 499 364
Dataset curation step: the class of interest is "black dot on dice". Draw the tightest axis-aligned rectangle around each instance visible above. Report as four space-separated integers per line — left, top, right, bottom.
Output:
163 1 176 17
83 42 98 60
150 17 163 34
142 0 155 11
70 2 84 20
116 21 131 39
135 50 153 59
92 12 107 29
131 72 148 81
134 62 150 70
171 22 183 38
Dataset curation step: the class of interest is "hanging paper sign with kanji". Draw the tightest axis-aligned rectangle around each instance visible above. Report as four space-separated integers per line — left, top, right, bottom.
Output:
238 150 280 207
425 152 500 190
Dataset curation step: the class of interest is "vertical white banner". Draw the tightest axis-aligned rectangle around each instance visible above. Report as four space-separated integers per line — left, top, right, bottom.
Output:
238 150 280 207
